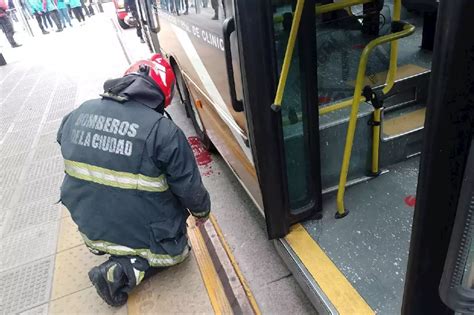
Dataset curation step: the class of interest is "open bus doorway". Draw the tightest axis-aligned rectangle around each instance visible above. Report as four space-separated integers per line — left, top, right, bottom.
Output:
138 0 473 313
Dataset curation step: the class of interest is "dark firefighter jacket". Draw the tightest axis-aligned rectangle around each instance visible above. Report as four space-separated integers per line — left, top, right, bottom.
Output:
57 74 211 267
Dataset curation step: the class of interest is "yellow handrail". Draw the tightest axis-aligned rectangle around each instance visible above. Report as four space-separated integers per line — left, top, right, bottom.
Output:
335 21 415 217
319 96 367 115
315 0 373 15
272 0 305 110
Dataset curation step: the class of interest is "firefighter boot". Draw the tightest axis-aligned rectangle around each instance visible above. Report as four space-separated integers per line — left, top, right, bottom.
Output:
88 260 128 307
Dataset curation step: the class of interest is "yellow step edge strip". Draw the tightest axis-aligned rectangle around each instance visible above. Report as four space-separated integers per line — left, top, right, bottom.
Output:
383 108 426 137
347 64 428 87
187 219 234 314
285 224 375 315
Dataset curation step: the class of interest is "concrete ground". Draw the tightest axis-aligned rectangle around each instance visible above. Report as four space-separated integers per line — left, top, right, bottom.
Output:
0 4 314 314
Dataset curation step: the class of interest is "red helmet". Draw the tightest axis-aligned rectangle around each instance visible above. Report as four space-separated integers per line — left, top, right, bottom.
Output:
125 54 176 107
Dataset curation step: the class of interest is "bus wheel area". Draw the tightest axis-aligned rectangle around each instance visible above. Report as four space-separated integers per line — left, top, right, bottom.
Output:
173 61 214 151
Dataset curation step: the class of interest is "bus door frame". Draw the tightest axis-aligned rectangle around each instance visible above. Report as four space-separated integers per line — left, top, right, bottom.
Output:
232 0 322 239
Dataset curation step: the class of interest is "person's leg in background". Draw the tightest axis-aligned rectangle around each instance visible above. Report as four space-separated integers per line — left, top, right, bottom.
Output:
34 12 49 33
87 0 94 15
173 0 180 15
67 4 73 19
210 0 217 19
0 15 21 47
80 0 90 17
57 7 66 27
72 6 84 22
40 12 50 29
48 9 63 31
60 7 71 26
44 10 53 28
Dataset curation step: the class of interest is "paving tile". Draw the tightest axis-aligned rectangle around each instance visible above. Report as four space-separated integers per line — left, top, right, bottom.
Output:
46 108 72 123
19 304 49 315
19 174 63 204
1 138 33 155
0 221 59 272
2 126 39 144
11 117 41 132
2 197 61 235
0 257 55 314
0 166 23 190
51 245 107 300
0 187 16 209
41 119 63 136
37 132 58 148
27 156 64 179
0 151 29 170
33 144 62 161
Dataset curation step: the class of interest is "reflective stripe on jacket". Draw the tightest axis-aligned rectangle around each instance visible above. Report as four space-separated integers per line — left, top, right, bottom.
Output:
57 88 210 267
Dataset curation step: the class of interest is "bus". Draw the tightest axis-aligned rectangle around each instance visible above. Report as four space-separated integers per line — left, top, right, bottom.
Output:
136 0 474 313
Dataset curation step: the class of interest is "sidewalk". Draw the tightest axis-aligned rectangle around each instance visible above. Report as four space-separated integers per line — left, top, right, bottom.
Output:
0 14 231 315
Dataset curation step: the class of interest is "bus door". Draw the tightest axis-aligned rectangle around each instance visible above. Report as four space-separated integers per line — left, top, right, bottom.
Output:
232 0 322 238
152 0 261 207
402 1 474 313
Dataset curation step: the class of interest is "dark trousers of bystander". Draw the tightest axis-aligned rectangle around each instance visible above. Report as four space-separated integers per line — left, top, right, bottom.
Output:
0 15 17 46
72 6 85 22
33 12 48 32
47 10 63 31
43 11 53 28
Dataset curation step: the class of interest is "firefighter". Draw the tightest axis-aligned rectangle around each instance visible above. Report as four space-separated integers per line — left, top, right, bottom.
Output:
57 54 211 307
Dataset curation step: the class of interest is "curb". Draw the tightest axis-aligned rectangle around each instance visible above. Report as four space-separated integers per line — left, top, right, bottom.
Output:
200 215 261 315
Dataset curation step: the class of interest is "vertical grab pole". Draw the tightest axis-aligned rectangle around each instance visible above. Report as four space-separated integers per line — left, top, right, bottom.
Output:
336 45 373 218
370 107 382 175
370 0 401 176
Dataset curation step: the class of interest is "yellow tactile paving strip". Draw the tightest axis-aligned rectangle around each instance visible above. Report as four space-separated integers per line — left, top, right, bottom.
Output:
127 258 214 314
49 208 222 314
57 216 83 252
49 287 127 315
52 245 107 300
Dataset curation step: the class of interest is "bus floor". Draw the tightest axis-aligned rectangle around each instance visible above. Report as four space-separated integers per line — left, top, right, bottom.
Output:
303 157 420 314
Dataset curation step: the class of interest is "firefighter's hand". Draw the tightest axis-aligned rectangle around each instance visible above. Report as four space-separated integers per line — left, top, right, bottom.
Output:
195 216 209 227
